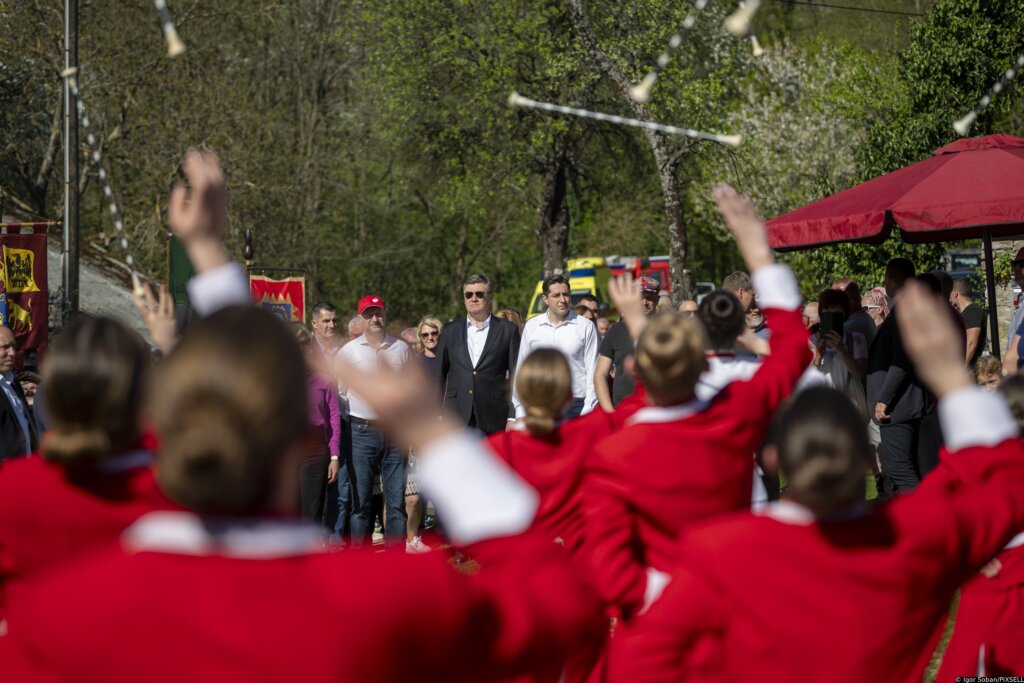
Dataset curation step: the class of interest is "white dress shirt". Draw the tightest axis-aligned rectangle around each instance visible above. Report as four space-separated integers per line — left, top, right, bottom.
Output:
339 334 410 419
513 310 599 417
0 372 31 455
466 315 491 368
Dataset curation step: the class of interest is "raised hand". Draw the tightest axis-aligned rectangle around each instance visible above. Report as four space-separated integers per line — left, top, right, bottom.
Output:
132 282 177 355
608 273 647 341
896 280 971 398
712 183 773 272
168 149 229 273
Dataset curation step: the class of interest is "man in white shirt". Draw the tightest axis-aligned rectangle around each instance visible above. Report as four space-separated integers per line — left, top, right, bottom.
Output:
337 294 411 549
513 274 599 420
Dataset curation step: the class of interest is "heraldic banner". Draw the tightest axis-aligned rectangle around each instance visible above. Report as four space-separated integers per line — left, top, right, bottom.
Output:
249 272 305 323
0 228 48 360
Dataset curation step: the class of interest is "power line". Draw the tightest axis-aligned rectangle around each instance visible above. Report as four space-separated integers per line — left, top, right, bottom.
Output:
769 0 925 17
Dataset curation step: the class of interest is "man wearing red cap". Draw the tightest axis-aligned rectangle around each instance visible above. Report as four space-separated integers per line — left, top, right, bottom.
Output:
336 294 411 548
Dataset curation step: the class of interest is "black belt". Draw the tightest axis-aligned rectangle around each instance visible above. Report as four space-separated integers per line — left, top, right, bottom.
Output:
349 416 380 427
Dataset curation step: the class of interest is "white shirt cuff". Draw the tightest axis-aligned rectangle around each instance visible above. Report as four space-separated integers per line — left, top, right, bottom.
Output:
939 386 1018 451
186 262 250 317
417 431 539 546
751 264 801 311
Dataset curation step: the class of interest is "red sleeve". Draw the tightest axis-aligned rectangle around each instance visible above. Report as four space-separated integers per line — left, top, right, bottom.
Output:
608 566 724 683
583 437 647 618
907 439 1024 574
411 531 604 680
721 308 811 451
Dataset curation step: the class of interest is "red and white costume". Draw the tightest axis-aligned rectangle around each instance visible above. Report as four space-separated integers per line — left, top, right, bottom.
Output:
487 385 645 559
0 448 174 613
583 264 811 619
937 530 1024 679
1 432 604 683
609 387 1024 683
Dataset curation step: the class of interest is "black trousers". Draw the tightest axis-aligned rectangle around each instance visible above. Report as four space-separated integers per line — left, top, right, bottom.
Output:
298 454 331 524
879 419 922 495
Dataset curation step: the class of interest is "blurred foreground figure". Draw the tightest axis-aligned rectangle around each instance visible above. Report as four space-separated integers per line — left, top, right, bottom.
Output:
610 282 1024 683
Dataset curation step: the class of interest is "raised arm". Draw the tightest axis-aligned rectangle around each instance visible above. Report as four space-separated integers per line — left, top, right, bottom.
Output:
169 150 250 316
711 185 811 440
896 281 1024 572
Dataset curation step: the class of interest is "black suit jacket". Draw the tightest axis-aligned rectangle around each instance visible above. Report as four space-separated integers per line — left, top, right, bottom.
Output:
866 305 929 424
436 316 521 435
0 379 38 465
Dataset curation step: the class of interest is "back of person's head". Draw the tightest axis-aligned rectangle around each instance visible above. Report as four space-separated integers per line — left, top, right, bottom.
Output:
154 306 308 514
885 258 915 289
931 270 954 299
635 313 708 406
293 322 312 347
998 373 1024 437
722 271 751 293
698 289 746 350
833 278 862 309
775 387 870 516
42 315 150 464
974 355 1001 381
817 288 852 317
515 349 572 436
952 278 972 297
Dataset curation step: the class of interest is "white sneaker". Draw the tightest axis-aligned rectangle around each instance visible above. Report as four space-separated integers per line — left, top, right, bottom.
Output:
406 536 431 554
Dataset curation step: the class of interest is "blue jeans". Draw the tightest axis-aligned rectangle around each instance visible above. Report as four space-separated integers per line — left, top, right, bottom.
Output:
347 422 407 548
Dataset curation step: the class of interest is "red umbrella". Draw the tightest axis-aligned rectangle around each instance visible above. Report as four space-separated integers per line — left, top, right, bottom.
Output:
766 133 1024 356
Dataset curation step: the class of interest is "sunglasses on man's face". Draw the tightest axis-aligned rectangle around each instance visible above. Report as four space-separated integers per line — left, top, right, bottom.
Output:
464 290 488 300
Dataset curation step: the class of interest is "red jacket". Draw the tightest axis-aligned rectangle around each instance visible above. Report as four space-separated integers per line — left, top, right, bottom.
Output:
583 305 810 618
487 386 644 559
609 389 1024 683
2 510 603 683
0 452 174 606
937 535 1024 679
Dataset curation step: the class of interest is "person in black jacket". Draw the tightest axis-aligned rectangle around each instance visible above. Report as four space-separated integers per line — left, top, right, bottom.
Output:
435 274 521 435
867 258 928 495
0 327 37 465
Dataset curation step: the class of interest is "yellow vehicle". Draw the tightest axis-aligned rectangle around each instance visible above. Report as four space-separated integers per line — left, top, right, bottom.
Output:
526 257 616 320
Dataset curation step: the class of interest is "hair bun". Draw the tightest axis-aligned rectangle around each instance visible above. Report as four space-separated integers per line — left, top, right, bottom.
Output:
43 426 112 463
524 405 557 435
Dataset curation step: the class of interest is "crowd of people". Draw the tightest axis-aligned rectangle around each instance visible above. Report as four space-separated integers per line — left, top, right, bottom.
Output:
0 150 1021 681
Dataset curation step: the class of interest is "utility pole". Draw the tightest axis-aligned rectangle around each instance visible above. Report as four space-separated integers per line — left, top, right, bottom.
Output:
62 0 79 322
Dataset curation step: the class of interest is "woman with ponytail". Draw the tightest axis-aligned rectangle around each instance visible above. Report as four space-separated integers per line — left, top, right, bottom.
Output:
584 185 813 622
610 282 1024 683
3 152 603 683
0 315 174 607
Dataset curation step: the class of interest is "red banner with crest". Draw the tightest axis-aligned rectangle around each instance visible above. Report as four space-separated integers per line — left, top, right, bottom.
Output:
249 272 305 324
0 225 49 364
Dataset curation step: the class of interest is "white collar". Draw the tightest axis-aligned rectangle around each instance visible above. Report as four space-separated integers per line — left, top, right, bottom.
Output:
98 449 154 474
122 511 324 558
628 398 711 425
757 499 872 526
757 500 816 526
540 311 577 328
466 315 491 329
358 334 396 349
1 372 14 385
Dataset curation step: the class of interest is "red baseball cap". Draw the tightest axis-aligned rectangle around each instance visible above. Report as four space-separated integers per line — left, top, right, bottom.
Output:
357 295 385 314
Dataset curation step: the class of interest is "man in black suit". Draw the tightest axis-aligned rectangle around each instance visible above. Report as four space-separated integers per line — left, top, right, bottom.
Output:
436 274 521 435
867 258 927 495
0 326 37 465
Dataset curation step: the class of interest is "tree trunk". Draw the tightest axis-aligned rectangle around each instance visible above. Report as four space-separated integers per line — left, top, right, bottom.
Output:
537 154 569 276
567 0 692 301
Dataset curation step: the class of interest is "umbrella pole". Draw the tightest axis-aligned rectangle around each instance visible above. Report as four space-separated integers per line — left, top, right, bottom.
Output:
983 228 1001 360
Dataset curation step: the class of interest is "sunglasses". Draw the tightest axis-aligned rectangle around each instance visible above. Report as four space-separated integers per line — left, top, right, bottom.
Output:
420 331 438 338
464 291 488 300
